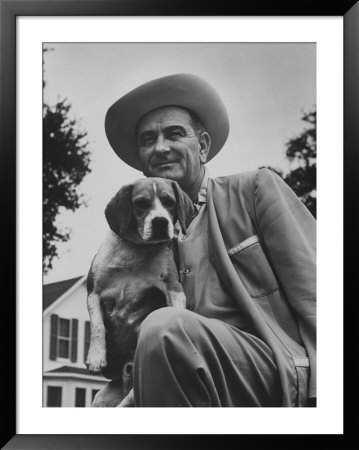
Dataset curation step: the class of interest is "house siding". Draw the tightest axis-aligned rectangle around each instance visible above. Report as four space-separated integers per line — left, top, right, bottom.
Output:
43 278 106 407
44 282 89 372
43 376 105 407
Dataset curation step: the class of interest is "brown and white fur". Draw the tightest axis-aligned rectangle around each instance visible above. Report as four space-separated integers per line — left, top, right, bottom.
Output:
86 177 193 406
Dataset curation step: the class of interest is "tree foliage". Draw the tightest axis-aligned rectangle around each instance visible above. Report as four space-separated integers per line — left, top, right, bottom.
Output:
43 99 91 273
263 109 316 218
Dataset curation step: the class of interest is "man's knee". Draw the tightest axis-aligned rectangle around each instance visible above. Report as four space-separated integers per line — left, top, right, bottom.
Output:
137 307 203 356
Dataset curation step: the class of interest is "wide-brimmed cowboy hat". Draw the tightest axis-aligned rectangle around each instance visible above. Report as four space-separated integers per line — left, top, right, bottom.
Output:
105 73 229 170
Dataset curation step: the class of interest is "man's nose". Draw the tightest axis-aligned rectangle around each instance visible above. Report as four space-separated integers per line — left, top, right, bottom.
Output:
154 135 170 154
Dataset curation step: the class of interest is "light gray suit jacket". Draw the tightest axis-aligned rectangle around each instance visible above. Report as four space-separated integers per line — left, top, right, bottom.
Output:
207 168 316 406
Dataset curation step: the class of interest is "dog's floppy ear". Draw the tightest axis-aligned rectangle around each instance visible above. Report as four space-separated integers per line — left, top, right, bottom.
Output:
105 184 133 236
171 181 194 234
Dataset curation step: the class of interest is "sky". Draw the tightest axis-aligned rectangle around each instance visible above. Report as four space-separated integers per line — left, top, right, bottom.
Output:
43 43 316 284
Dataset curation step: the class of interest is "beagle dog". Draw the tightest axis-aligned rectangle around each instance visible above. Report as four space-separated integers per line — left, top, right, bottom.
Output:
86 177 193 405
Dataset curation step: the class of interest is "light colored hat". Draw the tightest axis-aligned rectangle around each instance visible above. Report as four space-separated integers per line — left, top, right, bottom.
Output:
105 73 229 170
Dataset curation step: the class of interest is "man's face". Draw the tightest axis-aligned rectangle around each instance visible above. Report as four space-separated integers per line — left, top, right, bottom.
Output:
136 106 209 189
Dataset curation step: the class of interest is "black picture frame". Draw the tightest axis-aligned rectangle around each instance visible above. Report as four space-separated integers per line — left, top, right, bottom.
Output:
1 1 357 448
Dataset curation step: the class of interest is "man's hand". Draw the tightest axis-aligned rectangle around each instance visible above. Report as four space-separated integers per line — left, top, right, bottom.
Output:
117 388 135 407
106 290 165 360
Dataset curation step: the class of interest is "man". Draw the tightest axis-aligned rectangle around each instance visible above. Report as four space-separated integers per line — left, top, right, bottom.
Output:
102 73 316 407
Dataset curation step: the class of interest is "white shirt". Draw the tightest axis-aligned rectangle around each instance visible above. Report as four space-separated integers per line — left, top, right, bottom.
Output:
175 168 255 332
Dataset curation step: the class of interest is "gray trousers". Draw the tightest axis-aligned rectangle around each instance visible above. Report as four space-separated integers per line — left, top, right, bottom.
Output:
134 307 283 407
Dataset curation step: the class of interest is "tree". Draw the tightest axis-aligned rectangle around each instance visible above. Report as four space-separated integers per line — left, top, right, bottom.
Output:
262 108 316 218
43 98 91 273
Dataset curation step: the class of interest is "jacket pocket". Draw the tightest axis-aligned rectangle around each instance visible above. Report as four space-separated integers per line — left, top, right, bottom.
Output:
294 357 310 407
228 235 278 298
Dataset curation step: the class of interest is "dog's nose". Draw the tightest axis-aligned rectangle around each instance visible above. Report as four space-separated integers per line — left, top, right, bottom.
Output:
152 217 169 239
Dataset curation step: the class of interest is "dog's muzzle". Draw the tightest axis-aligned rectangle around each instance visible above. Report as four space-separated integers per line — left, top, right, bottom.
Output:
151 217 170 240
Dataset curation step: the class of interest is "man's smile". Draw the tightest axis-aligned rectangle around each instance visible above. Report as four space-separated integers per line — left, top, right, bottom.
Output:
153 161 178 169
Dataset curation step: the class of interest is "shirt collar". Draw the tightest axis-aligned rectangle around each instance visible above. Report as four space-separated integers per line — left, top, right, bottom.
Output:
196 167 209 205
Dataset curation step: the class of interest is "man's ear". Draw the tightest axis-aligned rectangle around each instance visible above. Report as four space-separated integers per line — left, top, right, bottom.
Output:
105 184 133 236
198 132 211 164
171 181 194 234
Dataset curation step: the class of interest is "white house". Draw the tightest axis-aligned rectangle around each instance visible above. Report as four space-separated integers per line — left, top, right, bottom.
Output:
43 275 106 407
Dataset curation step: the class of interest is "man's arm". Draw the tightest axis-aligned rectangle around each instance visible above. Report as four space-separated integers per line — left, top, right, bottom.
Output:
253 168 316 400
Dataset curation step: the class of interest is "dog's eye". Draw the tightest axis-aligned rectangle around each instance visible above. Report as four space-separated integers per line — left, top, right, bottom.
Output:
134 198 151 209
161 197 175 208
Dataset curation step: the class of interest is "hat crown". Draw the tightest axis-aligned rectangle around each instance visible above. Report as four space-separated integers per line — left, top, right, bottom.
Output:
105 73 229 170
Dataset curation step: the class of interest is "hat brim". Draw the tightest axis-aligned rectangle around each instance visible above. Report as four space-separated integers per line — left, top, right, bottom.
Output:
105 73 229 171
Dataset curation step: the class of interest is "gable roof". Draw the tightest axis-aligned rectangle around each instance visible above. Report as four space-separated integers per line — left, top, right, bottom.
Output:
44 365 106 381
43 276 84 311
45 365 92 376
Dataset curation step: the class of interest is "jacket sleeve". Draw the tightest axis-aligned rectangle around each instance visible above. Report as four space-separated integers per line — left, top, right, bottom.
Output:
253 168 316 399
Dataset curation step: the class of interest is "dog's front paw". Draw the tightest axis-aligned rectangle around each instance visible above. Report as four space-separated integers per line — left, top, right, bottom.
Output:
168 290 187 308
86 347 107 375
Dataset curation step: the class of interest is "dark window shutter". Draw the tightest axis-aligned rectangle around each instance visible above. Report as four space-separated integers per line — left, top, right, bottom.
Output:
50 314 58 360
71 319 78 362
75 387 86 407
84 321 91 363
47 386 62 407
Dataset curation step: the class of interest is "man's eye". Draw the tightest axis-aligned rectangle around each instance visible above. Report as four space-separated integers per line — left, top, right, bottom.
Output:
141 137 155 146
168 131 183 139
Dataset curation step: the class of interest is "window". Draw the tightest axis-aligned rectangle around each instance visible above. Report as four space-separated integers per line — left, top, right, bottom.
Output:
91 389 99 402
75 387 86 407
47 386 62 407
50 315 78 362
58 318 70 358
